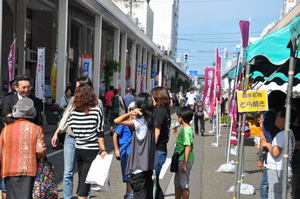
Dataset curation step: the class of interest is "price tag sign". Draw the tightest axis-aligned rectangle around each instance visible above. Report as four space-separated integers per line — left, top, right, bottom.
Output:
237 90 269 112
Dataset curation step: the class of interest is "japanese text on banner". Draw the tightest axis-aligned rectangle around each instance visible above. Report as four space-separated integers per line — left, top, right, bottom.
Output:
237 90 269 112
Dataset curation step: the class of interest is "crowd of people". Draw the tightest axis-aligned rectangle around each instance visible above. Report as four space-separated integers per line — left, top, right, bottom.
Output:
0 74 204 199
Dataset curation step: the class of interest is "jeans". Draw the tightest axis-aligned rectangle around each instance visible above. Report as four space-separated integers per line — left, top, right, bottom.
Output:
63 134 76 199
155 151 167 199
260 170 268 199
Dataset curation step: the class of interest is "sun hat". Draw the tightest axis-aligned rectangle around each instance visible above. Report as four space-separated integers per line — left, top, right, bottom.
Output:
12 98 36 119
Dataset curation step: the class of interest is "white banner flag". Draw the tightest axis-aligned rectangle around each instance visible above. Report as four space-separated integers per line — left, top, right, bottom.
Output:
286 0 296 14
35 48 45 101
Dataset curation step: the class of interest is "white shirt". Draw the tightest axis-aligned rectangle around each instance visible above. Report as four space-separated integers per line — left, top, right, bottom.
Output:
266 130 295 170
186 92 196 105
132 117 148 140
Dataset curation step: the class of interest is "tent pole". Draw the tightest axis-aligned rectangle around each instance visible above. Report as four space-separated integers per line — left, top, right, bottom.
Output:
282 53 296 199
233 114 242 198
236 62 251 199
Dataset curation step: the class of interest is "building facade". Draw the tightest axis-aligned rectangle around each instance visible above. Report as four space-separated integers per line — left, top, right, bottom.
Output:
0 0 189 104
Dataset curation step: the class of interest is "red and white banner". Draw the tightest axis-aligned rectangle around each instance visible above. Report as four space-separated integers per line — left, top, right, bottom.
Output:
81 54 93 80
7 39 16 92
203 67 215 116
35 48 45 101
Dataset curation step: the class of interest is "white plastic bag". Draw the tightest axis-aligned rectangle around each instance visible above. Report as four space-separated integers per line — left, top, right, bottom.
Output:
215 160 235 173
86 154 113 186
228 183 255 195
91 179 110 192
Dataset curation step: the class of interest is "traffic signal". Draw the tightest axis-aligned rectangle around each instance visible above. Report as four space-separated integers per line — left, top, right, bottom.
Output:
184 53 188 63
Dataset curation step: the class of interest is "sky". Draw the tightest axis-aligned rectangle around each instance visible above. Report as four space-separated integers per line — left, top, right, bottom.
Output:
177 0 284 75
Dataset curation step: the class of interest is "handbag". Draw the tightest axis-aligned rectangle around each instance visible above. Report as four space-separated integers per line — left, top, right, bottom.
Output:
32 157 58 199
170 149 185 173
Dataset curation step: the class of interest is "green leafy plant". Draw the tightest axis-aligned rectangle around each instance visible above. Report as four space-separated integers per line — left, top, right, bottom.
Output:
104 59 120 90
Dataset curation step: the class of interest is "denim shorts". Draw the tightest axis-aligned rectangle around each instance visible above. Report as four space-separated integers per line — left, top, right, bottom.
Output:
121 153 131 182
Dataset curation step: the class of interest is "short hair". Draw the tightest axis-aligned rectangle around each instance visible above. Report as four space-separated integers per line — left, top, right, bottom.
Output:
126 87 132 93
113 88 118 95
176 107 194 124
15 74 30 86
65 86 72 95
109 85 114 91
277 108 297 126
151 86 171 109
268 90 286 111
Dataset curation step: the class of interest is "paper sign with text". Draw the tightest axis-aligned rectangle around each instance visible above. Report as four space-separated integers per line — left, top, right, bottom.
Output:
237 90 269 112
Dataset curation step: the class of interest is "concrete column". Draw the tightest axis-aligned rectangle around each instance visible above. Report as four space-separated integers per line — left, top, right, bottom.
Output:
136 44 142 94
16 0 26 74
120 33 127 96
130 41 137 89
93 15 102 97
147 52 152 92
158 59 163 86
56 0 68 104
113 28 120 88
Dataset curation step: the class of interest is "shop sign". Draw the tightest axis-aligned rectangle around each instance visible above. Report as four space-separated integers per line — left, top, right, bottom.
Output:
237 90 268 112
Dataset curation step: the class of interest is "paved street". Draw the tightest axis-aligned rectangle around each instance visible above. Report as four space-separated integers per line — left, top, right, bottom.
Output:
42 108 264 199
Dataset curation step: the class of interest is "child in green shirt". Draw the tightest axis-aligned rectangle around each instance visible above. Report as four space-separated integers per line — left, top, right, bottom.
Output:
173 107 194 199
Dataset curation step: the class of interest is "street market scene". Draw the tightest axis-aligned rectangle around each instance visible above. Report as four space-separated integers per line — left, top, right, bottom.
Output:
0 0 300 199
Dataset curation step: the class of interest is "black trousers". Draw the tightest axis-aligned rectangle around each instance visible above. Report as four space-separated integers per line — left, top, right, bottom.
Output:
194 114 205 135
131 170 153 199
5 176 34 199
76 148 98 197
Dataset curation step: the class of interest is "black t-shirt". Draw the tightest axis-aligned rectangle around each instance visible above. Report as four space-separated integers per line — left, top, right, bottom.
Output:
154 107 171 151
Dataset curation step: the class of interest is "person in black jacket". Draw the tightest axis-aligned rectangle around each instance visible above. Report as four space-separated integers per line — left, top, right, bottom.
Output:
1 74 42 126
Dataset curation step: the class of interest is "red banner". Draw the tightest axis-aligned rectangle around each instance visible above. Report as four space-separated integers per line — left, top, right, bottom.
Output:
7 39 16 92
215 48 221 101
203 67 215 116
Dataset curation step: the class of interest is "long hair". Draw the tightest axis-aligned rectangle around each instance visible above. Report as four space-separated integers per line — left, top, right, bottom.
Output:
73 84 98 113
151 86 170 109
135 92 154 129
77 76 93 89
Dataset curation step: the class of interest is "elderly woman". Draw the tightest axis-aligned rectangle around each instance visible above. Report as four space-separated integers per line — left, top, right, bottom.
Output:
0 98 46 199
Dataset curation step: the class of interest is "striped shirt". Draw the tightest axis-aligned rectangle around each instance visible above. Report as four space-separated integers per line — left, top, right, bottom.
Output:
67 107 104 150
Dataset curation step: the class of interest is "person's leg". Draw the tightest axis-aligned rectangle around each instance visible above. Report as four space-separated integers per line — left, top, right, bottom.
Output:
194 115 199 135
121 154 133 198
145 171 154 199
76 149 98 198
174 172 182 199
155 151 167 199
63 134 76 199
0 178 7 199
175 187 182 199
182 188 190 199
260 170 269 199
5 176 34 199
200 115 205 135
267 169 282 199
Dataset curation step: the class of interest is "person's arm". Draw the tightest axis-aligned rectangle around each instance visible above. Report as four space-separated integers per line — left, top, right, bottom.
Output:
173 127 179 137
263 142 282 158
2 96 14 124
155 127 161 144
113 132 120 158
36 127 47 159
114 108 142 126
181 145 191 172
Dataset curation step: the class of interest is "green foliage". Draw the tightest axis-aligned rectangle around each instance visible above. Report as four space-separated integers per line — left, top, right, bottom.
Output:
104 59 120 90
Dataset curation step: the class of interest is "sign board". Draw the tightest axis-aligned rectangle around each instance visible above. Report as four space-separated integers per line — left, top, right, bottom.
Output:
237 90 268 112
189 70 198 76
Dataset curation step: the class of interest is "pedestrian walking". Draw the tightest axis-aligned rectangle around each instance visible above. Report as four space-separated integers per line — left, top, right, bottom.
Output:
110 89 125 129
113 102 136 199
262 108 296 199
51 76 103 199
60 86 73 110
0 98 47 199
173 107 195 199
151 86 171 199
105 85 114 121
114 93 156 199
193 94 205 136
67 84 107 199
123 87 135 112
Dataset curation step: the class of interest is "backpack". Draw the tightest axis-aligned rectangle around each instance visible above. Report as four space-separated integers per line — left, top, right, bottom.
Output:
194 100 204 116
111 96 120 114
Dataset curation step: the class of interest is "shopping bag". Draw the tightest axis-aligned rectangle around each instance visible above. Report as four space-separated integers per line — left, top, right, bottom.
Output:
32 158 58 199
86 154 113 186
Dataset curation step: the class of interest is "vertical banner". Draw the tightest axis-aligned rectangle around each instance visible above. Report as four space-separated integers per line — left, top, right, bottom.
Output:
7 39 16 92
286 0 296 14
50 54 58 99
215 48 222 101
202 67 215 115
81 54 93 80
239 20 250 49
35 48 45 101
140 64 147 93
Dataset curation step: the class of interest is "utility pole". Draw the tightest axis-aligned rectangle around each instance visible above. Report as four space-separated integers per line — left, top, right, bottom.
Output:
129 0 133 19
